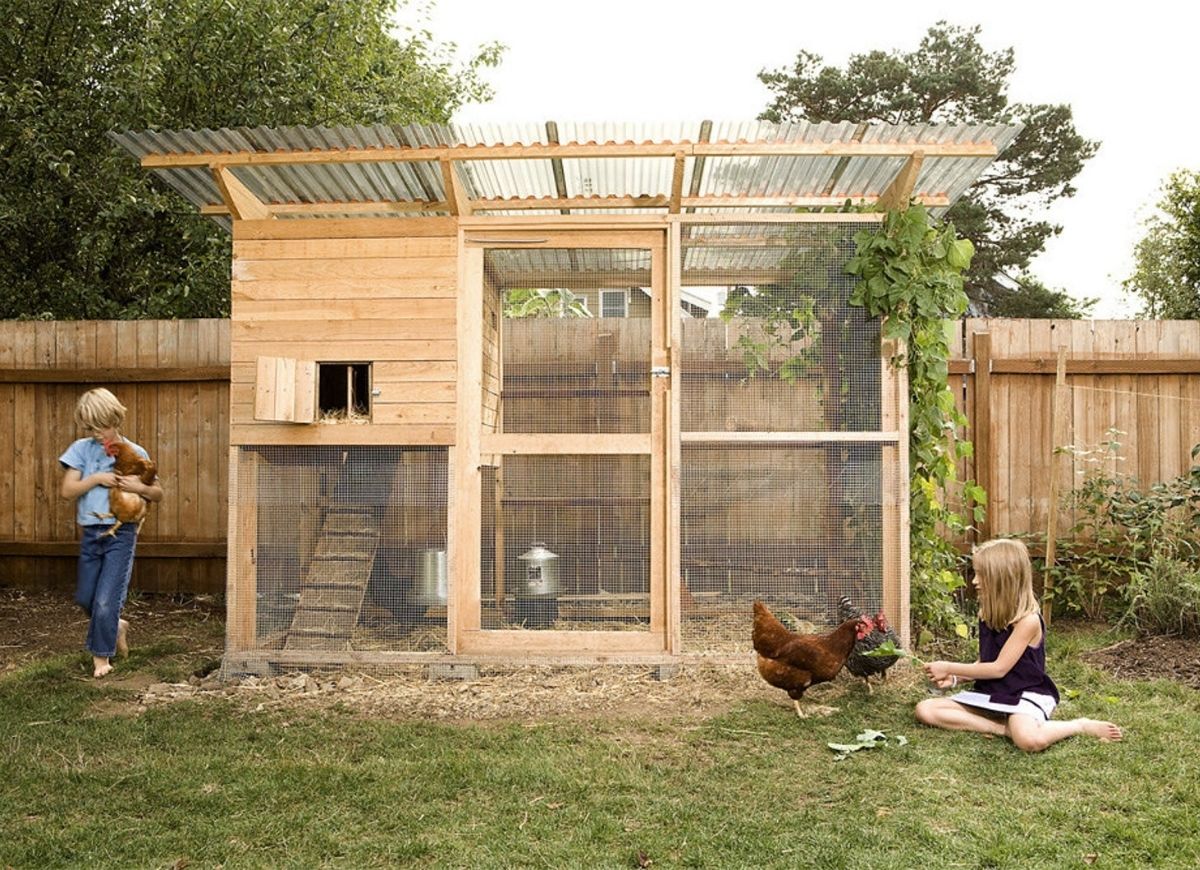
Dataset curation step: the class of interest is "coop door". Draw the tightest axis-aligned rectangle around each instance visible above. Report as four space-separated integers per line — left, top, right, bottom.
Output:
454 230 670 656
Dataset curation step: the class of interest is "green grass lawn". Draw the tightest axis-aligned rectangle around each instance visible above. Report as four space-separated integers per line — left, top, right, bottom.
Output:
2 628 1198 869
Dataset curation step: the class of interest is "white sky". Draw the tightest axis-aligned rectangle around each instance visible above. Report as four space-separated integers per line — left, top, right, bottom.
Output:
399 0 1200 317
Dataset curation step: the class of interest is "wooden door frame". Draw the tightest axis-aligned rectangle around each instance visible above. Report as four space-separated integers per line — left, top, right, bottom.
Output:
450 228 671 658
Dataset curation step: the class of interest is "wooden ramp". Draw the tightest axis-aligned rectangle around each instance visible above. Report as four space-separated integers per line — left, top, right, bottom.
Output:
284 506 380 651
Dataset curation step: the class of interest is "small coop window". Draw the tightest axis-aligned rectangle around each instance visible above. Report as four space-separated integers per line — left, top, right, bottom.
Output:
318 363 372 423
599 289 628 318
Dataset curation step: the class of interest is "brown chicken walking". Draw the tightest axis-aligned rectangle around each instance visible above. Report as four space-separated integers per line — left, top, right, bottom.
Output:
752 600 872 718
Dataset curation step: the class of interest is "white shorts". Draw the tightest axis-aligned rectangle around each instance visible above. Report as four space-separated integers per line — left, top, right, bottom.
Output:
950 689 1057 721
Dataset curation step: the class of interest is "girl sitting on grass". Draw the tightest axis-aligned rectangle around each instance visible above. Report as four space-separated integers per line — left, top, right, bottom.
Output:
915 538 1122 753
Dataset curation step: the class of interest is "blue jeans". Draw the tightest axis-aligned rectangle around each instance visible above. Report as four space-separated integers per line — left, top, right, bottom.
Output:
75 524 138 658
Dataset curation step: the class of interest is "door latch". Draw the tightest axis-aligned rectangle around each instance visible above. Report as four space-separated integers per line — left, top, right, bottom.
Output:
651 366 670 378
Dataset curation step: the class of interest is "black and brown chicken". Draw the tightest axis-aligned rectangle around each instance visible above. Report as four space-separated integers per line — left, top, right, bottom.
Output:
839 595 901 693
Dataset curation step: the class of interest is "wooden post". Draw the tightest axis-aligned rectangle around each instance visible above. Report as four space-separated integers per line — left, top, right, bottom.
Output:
450 240 484 651
227 447 258 652
972 331 993 542
1042 346 1068 624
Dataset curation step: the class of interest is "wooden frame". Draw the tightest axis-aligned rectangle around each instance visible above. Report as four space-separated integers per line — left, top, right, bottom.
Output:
454 228 670 657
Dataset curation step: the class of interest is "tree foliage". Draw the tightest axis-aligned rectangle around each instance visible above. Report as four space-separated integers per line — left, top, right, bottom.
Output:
1123 170 1200 319
503 288 591 319
987 274 1096 319
0 0 502 320
759 22 1098 317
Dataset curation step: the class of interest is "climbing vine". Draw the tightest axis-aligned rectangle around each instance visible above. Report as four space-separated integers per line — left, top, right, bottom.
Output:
847 204 984 638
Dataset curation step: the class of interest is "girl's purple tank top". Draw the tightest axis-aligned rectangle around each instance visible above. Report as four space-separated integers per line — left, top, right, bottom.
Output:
972 614 1060 705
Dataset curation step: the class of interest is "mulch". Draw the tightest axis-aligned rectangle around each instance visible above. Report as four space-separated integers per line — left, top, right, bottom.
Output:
1081 635 1200 690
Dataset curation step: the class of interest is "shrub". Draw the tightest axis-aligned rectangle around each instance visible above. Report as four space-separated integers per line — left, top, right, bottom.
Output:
1047 435 1199 621
1118 553 1200 637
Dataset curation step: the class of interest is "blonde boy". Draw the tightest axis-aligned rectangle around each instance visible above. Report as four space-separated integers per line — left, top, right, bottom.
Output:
59 388 163 678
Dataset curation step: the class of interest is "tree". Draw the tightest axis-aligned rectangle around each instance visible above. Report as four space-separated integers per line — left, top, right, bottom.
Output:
1123 170 1200 319
503 288 591 318
0 0 502 320
758 22 1098 316
987 275 1096 319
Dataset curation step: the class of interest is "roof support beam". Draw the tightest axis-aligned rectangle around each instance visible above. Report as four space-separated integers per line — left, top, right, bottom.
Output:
876 151 925 212
200 200 449 216
145 140 996 169
439 158 472 216
199 191 951 217
545 122 571 216
668 151 687 214
685 120 713 215
211 166 271 220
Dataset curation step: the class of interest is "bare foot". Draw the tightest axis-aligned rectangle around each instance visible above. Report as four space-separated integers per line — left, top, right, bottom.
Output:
116 619 129 658
93 656 113 678
1078 718 1123 742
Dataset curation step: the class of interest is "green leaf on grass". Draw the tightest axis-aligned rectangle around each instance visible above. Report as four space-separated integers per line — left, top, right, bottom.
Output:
828 729 910 761
827 742 869 753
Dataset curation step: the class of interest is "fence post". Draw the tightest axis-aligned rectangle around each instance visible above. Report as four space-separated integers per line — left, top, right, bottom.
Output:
972 331 993 542
1042 346 1068 624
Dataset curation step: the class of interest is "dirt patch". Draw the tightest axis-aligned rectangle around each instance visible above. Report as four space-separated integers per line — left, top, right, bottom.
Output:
1082 635 1200 689
16 588 1194 724
139 664 795 722
3 587 901 723
0 587 223 678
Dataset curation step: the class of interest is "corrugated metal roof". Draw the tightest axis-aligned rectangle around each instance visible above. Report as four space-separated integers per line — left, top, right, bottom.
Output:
109 120 1021 224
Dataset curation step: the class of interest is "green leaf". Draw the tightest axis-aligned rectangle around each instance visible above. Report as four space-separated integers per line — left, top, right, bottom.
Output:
855 729 887 744
947 238 975 270
827 742 868 753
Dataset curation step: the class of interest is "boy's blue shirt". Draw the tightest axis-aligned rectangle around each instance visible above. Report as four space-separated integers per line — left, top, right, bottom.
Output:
59 437 151 526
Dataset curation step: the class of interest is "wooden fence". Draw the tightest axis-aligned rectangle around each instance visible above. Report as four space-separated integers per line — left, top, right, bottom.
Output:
2 318 1197 594
953 319 1200 542
0 320 230 593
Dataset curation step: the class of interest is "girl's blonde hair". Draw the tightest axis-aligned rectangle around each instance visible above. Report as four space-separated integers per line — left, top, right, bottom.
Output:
973 538 1039 629
75 388 126 431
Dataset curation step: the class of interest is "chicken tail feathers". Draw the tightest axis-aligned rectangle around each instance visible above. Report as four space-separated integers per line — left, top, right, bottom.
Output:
838 595 863 622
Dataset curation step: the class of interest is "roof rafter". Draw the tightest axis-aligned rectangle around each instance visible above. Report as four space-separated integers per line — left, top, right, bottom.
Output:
876 151 926 212
198 191 951 218
439 157 472 216
144 140 995 169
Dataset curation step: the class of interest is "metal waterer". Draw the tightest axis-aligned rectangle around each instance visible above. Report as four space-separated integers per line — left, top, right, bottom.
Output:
514 541 560 628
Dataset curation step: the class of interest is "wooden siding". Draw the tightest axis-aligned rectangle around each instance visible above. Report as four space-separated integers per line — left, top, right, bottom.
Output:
954 319 1200 542
229 220 458 445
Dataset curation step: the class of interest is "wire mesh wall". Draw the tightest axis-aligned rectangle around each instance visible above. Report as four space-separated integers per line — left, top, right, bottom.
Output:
681 222 880 432
679 220 893 654
234 446 449 654
486 248 653 435
479 456 652 632
680 444 895 652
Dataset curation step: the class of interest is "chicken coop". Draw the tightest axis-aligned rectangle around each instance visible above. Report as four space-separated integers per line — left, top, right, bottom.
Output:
113 121 1019 672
